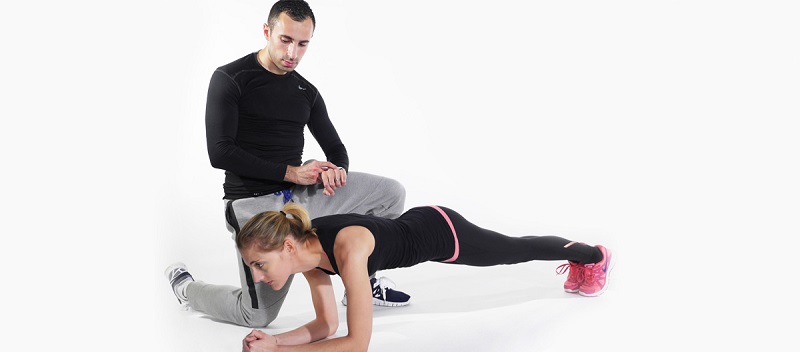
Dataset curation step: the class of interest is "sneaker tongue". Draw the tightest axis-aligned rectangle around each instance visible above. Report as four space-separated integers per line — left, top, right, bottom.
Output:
376 277 396 289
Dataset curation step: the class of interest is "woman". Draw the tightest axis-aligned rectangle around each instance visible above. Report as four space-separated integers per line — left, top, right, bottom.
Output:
238 203 613 352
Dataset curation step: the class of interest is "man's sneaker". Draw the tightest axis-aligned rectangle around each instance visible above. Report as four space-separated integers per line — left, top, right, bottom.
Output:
556 261 583 293
342 277 411 307
165 262 194 304
579 245 613 297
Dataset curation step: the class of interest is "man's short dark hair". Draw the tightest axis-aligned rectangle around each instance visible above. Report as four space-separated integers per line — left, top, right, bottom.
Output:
268 0 316 30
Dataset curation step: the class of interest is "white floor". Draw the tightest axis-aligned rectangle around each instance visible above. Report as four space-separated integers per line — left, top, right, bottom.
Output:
155 250 628 352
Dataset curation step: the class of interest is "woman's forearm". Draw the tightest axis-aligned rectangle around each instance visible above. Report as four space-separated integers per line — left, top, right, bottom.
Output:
276 335 367 352
275 318 337 346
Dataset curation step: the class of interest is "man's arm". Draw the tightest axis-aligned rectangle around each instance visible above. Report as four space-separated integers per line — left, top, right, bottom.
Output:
205 70 289 182
307 93 349 195
307 93 349 172
285 161 344 191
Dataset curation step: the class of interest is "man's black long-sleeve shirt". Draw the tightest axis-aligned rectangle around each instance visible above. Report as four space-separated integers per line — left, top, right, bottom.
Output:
205 52 349 200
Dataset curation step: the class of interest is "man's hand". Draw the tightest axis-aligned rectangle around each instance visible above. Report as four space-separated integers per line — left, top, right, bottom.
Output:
285 160 335 185
285 160 347 196
242 329 277 352
319 164 347 196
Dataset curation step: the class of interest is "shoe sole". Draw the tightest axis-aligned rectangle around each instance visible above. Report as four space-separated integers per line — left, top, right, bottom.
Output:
579 248 615 297
372 297 411 307
342 297 411 307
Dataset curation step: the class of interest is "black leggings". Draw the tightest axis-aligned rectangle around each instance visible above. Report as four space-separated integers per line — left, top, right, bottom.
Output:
434 206 601 266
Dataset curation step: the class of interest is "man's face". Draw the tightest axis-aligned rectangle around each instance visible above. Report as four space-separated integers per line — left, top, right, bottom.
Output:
263 12 314 74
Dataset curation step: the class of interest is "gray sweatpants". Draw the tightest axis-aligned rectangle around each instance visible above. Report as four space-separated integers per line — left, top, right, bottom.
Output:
185 171 405 327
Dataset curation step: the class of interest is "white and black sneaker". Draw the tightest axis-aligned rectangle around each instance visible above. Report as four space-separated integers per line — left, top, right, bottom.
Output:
165 262 194 305
342 277 411 307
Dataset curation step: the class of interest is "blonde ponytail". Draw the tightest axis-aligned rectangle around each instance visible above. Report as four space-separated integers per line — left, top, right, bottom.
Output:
236 203 317 251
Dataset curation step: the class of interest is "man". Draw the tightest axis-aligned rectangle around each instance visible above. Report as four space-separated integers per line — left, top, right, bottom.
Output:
165 0 410 328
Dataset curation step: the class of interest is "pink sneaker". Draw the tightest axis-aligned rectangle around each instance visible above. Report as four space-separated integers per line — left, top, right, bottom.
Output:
556 261 583 293
579 245 613 297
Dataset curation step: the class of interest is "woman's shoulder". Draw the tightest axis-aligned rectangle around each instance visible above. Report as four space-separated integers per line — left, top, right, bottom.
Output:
333 226 376 265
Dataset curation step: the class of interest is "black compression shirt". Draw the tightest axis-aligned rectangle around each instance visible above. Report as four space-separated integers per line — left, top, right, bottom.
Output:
313 207 456 276
205 52 349 200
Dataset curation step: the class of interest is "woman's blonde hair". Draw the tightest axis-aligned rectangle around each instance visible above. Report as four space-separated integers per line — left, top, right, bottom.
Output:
236 203 317 251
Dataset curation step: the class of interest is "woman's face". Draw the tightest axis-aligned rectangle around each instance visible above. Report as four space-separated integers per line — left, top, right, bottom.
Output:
240 242 294 290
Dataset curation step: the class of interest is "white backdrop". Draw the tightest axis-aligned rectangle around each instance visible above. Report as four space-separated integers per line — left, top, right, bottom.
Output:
3 1 798 351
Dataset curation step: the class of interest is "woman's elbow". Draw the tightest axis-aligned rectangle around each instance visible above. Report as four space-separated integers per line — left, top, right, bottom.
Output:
346 335 370 352
326 320 339 337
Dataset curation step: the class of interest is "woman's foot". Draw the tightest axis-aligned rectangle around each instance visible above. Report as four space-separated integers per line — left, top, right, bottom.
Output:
578 245 613 297
556 261 583 293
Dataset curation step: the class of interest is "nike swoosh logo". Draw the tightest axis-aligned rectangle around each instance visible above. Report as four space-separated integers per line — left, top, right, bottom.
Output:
298 85 306 90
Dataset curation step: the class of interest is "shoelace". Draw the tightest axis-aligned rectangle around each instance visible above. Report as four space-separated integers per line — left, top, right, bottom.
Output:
583 263 597 284
373 277 397 299
556 262 583 282
555 263 569 275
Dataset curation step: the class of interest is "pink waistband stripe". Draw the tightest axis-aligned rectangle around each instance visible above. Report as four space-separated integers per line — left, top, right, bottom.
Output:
429 206 459 263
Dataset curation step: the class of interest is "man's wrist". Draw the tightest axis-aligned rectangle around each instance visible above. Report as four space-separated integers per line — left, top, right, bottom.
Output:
284 165 296 183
